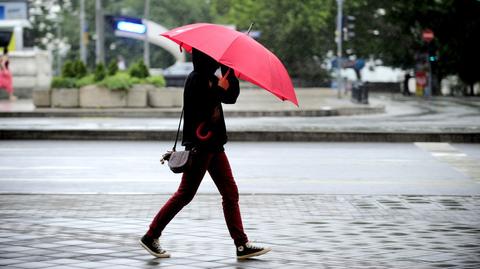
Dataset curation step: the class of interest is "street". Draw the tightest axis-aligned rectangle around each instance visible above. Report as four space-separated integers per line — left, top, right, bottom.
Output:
0 140 479 195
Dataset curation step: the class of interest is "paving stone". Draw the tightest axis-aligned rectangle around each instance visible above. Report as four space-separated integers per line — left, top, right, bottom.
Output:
13 261 58 268
0 258 25 266
0 194 479 268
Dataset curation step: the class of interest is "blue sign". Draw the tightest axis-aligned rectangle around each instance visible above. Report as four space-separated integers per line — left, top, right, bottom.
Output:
0 6 5 20
331 58 365 70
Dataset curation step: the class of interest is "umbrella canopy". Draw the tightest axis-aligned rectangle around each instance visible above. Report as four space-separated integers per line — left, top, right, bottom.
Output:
161 23 298 106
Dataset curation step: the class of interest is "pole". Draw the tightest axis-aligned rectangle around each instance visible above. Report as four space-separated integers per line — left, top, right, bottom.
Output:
426 56 432 97
80 0 86 63
143 0 150 67
56 20 62 76
95 0 105 64
336 0 343 98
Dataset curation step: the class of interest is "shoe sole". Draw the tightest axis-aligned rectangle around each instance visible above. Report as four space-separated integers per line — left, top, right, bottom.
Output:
139 240 171 258
237 247 272 260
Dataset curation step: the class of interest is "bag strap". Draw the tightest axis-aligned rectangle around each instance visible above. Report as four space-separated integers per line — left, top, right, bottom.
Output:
173 108 184 152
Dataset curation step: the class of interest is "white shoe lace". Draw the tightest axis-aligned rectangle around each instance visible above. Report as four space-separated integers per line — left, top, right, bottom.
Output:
245 241 263 250
153 238 166 253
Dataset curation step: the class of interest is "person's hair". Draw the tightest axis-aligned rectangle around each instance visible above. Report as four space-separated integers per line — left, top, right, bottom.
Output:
3 47 8 55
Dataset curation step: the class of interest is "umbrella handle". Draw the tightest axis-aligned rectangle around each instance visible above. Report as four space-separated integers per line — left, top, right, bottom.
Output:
223 68 231 78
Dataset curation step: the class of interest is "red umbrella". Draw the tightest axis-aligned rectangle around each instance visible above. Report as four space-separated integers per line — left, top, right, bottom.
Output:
161 23 298 106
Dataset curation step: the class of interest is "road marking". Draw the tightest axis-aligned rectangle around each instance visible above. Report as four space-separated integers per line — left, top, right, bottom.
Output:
0 166 94 170
0 177 179 182
415 142 480 182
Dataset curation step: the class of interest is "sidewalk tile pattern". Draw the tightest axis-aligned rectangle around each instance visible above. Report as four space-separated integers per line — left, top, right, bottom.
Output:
1 194 479 268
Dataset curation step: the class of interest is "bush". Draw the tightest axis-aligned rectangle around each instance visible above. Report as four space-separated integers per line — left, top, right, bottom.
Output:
146 75 166 87
129 60 149 78
129 76 144 85
61 61 76 78
75 74 95 88
73 60 87 78
51 76 77 89
94 63 106 82
99 73 132 90
107 59 118 76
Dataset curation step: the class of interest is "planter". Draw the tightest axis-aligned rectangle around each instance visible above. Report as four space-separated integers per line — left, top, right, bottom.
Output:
127 84 151 108
51 88 79 108
33 89 51 107
80 85 127 108
148 87 183 107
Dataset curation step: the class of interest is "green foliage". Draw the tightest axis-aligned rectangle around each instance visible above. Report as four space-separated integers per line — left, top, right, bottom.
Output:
129 60 150 79
51 76 77 89
212 0 333 81
146 75 166 88
128 76 143 85
94 63 106 82
38 0 480 90
73 60 87 78
61 61 76 78
75 75 95 88
107 59 118 76
99 73 132 90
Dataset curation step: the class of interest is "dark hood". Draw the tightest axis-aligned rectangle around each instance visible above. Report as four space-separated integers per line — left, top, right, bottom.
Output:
192 48 219 74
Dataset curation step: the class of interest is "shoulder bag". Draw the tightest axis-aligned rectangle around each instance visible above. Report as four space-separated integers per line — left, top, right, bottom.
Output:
160 108 192 173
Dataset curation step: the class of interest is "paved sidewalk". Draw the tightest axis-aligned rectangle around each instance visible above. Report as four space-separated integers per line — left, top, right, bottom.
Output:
1 194 479 268
0 90 479 142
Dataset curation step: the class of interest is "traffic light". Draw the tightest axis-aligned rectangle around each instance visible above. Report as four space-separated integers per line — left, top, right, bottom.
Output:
427 42 437 62
342 15 355 41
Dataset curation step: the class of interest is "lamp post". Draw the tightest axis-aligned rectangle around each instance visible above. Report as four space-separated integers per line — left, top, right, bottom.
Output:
336 0 344 98
79 0 87 64
143 0 150 68
95 0 105 64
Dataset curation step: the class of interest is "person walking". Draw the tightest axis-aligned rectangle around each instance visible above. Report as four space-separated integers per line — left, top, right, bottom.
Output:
403 72 412 96
0 47 16 101
140 49 271 260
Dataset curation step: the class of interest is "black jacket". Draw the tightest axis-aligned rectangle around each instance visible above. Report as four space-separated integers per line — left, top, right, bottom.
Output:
182 49 240 152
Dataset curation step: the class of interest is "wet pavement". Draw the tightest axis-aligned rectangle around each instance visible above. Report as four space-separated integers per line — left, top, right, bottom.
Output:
1 92 479 142
1 194 479 268
1 140 479 268
1 141 479 195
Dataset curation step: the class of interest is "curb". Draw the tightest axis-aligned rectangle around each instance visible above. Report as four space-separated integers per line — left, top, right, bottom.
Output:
1 129 478 143
0 106 385 118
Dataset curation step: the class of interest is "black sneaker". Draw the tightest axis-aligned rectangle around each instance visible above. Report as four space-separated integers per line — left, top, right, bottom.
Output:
139 234 170 258
236 241 271 260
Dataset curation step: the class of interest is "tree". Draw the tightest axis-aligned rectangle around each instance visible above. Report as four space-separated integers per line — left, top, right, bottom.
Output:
212 0 334 83
344 0 480 95
29 0 213 71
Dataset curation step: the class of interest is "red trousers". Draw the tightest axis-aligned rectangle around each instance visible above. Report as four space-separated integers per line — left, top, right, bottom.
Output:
147 151 248 246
